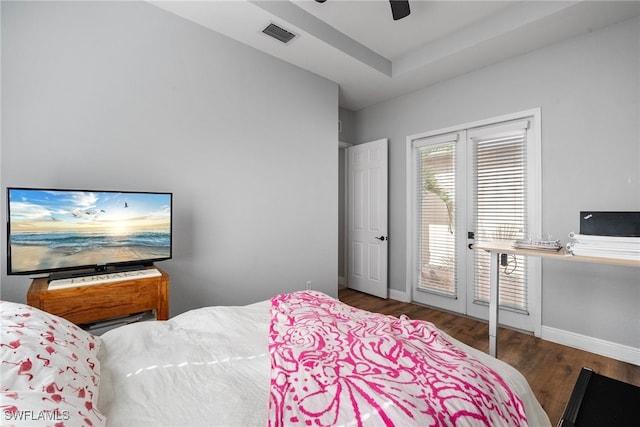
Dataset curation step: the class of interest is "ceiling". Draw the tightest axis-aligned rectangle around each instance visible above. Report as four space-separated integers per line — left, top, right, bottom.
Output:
151 1 640 111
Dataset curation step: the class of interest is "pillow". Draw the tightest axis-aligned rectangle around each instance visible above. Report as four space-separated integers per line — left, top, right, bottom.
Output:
1 301 105 427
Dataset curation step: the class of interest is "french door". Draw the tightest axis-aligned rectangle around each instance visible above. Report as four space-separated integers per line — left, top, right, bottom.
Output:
407 110 541 334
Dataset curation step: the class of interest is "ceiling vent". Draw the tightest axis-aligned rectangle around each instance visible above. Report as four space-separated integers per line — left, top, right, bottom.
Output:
262 23 297 44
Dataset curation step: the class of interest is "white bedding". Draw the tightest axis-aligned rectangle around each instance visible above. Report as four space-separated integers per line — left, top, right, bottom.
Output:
98 302 271 426
97 299 551 427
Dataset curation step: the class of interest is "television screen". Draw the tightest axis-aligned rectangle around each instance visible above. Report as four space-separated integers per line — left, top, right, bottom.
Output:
7 187 172 276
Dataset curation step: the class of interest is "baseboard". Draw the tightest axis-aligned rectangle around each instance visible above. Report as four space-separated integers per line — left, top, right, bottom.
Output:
541 326 640 366
389 288 410 302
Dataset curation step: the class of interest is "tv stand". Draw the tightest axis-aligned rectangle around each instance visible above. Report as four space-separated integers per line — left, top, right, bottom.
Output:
27 266 169 325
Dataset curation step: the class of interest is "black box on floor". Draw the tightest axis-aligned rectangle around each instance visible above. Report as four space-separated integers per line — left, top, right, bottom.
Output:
558 367 640 427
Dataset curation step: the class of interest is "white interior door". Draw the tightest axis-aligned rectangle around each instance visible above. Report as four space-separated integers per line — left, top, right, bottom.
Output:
347 139 388 298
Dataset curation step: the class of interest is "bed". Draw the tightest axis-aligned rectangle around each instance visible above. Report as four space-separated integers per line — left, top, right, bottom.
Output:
1 290 551 426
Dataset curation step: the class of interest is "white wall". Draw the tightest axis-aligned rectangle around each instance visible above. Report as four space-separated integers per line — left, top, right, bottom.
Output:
1 1 338 314
354 18 639 356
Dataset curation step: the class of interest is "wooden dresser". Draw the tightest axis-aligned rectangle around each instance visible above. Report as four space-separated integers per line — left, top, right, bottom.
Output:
27 267 169 325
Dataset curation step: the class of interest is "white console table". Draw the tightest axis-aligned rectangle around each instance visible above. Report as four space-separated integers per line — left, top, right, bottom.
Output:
472 240 640 357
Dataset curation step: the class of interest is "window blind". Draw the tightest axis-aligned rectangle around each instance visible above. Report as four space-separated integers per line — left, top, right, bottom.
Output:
415 136 457 297
472 123 529 313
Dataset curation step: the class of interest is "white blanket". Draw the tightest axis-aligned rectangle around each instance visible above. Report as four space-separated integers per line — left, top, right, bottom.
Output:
97 299 550 426
98 302 270 426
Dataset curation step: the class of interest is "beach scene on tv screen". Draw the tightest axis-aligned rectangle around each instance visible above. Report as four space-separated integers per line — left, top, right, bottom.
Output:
9 189 171 273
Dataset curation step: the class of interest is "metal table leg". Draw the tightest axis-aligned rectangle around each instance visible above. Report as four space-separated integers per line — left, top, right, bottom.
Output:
488 251 500 357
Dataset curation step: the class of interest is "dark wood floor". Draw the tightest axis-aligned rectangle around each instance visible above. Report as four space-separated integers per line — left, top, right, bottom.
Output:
338 288 640 426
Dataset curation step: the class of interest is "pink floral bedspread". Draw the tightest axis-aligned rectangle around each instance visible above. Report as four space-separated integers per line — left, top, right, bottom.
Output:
268 291 527 427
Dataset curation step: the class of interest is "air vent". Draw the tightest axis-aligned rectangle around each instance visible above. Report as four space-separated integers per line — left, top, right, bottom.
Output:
262 23 297 44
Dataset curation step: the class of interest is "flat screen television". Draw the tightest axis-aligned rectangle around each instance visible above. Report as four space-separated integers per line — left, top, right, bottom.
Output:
7 187 172 279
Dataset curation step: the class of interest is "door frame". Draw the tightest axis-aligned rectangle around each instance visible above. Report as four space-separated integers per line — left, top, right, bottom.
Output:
338 141 352 288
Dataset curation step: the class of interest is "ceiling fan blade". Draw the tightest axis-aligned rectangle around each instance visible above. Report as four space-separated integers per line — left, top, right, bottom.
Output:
316 0 410 22
389 0 410 21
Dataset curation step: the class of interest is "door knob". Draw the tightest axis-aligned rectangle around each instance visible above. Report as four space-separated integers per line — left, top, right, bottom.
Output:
374 236 388 241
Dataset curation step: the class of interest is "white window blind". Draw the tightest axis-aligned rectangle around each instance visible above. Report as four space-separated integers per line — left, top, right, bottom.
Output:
415 134 457 297
471 121 529 312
